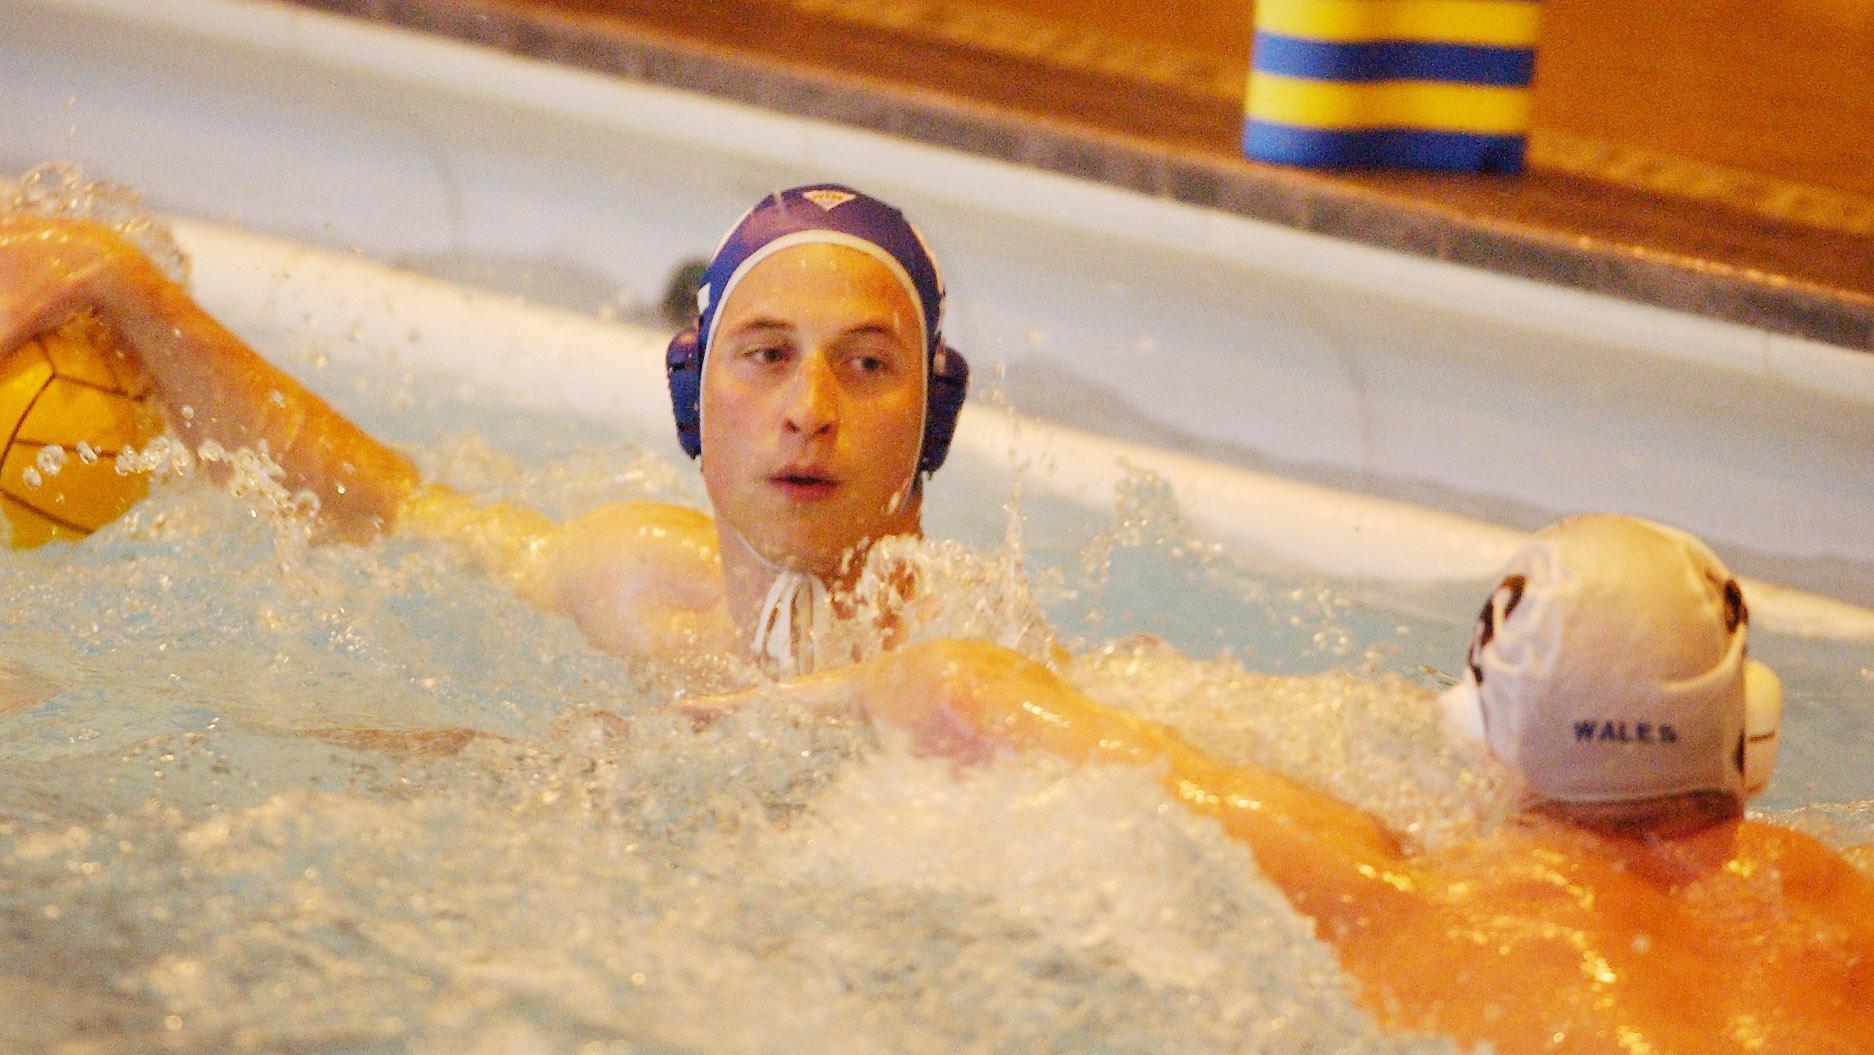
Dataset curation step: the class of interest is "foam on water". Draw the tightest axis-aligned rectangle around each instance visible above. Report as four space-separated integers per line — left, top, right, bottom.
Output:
7 397 1864 1052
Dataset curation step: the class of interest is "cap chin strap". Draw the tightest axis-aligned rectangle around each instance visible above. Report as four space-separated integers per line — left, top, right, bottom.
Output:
1436 658 1785 801
753 568 830 676
732 525 833 677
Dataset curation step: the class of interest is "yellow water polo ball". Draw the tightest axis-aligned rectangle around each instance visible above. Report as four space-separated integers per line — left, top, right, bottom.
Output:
1 313 164 548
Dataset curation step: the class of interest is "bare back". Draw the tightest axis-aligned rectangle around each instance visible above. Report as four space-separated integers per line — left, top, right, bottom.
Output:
1339 818 1874 1053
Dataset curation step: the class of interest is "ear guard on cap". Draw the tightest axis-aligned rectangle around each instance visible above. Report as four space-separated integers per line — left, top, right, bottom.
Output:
920 343 969 474
666 325 703 459
1437 657 1785 802
664 325 970 475
1740 659 1782 799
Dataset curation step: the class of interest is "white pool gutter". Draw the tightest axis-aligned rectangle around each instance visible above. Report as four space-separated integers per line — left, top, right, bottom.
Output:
181 221 1874 642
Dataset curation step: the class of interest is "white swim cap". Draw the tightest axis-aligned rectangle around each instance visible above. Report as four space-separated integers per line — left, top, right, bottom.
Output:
1438 515 1783 804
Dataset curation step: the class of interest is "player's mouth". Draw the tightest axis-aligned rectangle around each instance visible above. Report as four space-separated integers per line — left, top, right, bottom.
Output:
769 468 840 502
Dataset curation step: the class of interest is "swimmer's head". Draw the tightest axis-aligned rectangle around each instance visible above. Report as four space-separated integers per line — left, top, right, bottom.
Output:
666 185 969 476
666 186 969 571
1440 515 1784 813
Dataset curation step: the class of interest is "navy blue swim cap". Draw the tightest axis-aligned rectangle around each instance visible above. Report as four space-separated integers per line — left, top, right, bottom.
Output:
666 184 969 475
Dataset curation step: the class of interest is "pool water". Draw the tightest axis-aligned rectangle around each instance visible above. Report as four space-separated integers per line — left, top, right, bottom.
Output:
3 328 1870 1054
4 171 1873 1050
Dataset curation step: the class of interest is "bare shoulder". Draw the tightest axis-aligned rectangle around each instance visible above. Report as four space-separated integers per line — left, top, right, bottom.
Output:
1368 820 1874 1050
539 499 718 587
556 499 715 550
531 499 732 658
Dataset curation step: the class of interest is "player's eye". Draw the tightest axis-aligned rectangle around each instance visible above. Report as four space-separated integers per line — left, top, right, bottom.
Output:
840 338 903 380
741 342 790 365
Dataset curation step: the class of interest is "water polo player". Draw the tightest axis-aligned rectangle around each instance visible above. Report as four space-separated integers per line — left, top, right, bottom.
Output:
1437 513 1787 830
691 514 1873 1053
668 185 967 671
1 186 966 670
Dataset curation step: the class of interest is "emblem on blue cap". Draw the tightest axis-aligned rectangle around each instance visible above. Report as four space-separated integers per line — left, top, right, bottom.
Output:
800 188 856 211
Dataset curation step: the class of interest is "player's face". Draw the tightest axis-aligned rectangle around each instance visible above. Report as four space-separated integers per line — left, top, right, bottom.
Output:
700 243 925 573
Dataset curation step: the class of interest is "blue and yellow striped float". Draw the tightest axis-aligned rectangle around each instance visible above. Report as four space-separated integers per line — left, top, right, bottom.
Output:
1244 0 1541 172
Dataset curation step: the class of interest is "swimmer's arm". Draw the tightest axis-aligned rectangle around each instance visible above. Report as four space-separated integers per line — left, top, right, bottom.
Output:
694 639 1416 912
5 217 730 656
401 493 731 658
2 215 417 538
395 485 560 585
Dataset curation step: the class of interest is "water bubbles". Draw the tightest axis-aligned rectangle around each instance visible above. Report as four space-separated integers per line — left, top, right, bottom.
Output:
810 534 1057 668
75 440 99 465
3 162 191 282
1310 626 1351 655
114 435 196 481
20 466 42 489
35 444 67 477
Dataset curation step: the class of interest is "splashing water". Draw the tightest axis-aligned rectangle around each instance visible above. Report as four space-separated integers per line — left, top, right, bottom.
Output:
3 162 191 284
6 411 1870 1054
0 422 1482 1054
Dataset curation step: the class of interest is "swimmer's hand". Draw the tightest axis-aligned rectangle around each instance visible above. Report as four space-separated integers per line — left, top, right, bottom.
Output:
0 215 131 353
5 212 422 537
302 709 628 760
